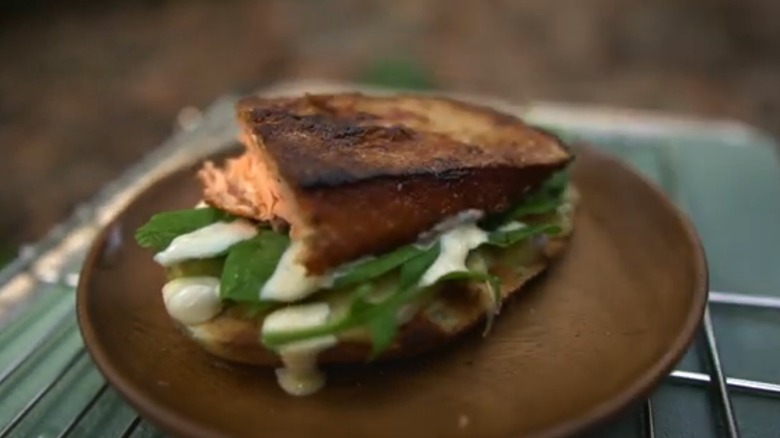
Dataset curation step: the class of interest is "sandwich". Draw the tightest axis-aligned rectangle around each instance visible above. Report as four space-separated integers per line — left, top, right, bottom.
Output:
134 93 578 396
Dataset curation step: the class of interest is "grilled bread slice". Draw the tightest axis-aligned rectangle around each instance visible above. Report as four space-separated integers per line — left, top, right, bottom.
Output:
178 186 578 367
198 93 572 274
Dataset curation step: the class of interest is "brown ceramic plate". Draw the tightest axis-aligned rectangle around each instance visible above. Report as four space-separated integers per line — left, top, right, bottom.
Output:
77 144 707 438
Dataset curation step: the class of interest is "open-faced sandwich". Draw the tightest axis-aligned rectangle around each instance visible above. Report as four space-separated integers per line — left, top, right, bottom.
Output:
134 93 578 396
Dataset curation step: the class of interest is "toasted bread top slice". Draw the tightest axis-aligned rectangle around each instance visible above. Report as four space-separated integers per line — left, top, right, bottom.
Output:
235 93 570 188
199 93 572 273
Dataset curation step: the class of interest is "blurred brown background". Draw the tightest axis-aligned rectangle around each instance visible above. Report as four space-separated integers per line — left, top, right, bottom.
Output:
1 0 780 261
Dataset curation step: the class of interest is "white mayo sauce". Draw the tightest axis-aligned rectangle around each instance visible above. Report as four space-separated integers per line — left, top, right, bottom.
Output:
418 209 483 245
262 302 337 396
497 221 526 232
260 210 487 303
419 223 488 287
153 220 257 266
162 276 223 325
153 209 501 396
260 241 332 302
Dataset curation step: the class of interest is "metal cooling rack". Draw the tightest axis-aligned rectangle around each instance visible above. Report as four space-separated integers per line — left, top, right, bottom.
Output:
1 81 779 438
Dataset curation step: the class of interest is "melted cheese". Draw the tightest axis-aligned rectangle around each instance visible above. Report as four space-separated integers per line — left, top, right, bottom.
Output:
262 303 336 396
153 220 257 266
162 277 223 325
260 241 331 302
420 223 488 286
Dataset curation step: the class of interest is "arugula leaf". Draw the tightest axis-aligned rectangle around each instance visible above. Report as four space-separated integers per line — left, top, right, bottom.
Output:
359 268 499 356
360 267 500 357
481 170 570 229
361 220 551 346
261 219 561 353
262 244 441 354
135 207 234 252
436 270 492 283
398 245 441 288
483 198 561 228
363 244 441 356
366 314 398 357
220 231 290 303
487 223 562 248
536 168 570 200
261 245 511 358
332 244 423 289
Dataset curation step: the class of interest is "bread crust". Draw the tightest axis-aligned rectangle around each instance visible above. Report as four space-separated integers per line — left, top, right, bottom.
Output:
200 93 572 273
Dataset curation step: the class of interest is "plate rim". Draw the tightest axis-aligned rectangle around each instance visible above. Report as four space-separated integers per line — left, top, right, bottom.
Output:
76 143 709 438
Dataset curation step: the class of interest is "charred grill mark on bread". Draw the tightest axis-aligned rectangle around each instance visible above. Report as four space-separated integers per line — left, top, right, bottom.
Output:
199 93 572 274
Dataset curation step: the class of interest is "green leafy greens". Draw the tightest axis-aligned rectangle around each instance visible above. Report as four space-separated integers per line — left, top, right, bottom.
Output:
261 222 558 355
262 244 442 355
220 231 290 302
331 245 425 289
135 169 571 357
480 169 570 230
135 207 234 252
487 223 562 247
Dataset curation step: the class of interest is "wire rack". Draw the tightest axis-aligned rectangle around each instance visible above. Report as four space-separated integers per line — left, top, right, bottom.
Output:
1 81 779 438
